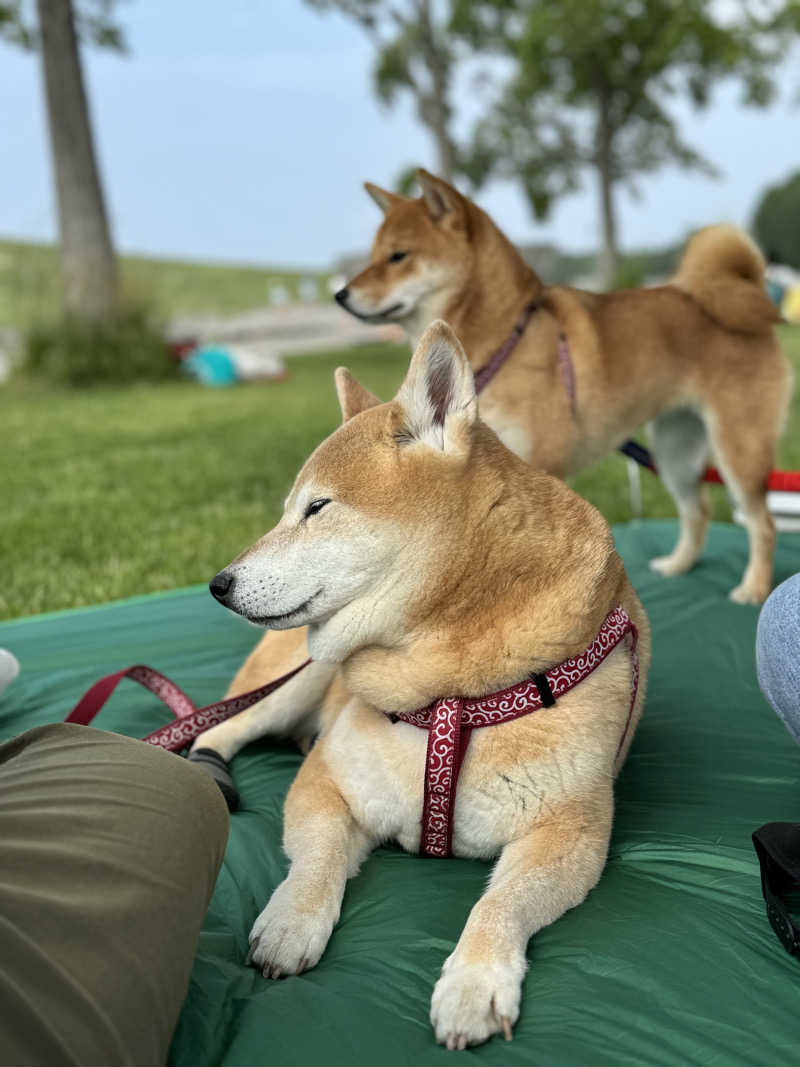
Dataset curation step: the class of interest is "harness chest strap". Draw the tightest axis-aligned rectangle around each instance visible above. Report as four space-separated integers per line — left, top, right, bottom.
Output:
394 605 639 858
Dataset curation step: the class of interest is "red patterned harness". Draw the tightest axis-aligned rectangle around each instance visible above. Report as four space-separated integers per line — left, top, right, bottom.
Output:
66 607 638 860
395 605 639 858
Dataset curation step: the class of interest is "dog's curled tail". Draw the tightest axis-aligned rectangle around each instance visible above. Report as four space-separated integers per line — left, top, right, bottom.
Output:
672 224 782 334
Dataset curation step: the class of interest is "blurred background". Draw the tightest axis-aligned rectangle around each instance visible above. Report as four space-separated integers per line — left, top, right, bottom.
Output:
1 0 799 620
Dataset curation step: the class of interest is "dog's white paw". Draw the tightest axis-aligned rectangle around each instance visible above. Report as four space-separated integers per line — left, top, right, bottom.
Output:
247 878 338 979
729 580 768 606
430 954 526 1050
649 553 691 578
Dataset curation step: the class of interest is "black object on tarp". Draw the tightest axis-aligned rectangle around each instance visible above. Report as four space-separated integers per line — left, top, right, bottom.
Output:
753 822 800 958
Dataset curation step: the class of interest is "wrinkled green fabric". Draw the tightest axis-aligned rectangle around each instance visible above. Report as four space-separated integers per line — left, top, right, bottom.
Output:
1 521 798 1065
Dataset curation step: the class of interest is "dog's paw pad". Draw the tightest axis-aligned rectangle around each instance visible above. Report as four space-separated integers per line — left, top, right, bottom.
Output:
649 554 691 578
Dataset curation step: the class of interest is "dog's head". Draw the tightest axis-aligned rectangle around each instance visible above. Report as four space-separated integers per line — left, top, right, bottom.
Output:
210 320 482 662
335 170 474 334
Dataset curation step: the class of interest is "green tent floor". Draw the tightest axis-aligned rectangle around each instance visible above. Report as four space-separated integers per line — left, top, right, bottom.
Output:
1 520 799 1065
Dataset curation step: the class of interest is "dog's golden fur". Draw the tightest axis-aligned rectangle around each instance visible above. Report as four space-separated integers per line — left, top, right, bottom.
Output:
339 172 792 604
197 323 650 1047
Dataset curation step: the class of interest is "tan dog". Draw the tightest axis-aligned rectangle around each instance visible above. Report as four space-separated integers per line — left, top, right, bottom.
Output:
335 170 792 604
199 322 651 1048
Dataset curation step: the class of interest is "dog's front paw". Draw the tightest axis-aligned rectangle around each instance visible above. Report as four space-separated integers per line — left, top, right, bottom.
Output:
649 553 692 578
247 878 338 979
729 579 769 605
430 953 526 1050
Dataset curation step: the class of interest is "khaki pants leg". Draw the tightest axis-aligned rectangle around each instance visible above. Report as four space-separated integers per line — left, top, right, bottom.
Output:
0 723 229 1067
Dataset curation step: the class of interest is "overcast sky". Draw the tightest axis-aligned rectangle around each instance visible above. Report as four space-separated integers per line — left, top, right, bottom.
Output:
0 0 797 269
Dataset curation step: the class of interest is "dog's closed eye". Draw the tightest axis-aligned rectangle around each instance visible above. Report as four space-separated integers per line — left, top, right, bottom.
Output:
304 498 331 519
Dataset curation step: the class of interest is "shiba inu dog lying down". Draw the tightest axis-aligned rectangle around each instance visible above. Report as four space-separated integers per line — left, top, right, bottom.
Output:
335 170 792 604
200 322 651 1048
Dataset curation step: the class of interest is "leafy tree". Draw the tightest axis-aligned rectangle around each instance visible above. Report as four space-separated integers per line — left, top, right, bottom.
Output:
753 171 800 270
304 0 458 181
452 0 800 289
3 0 124 320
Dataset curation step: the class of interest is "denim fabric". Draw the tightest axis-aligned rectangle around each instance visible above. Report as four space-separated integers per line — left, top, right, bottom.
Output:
757 573 800 744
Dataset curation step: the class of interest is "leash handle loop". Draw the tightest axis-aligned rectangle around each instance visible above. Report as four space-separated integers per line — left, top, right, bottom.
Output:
65 658 312 752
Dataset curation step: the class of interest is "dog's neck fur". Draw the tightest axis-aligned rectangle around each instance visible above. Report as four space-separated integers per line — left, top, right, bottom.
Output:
407 202 543 364
320 426 624 714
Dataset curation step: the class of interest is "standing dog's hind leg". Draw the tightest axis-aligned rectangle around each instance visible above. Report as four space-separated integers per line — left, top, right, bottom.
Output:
706 414 777 604
648 408 711 578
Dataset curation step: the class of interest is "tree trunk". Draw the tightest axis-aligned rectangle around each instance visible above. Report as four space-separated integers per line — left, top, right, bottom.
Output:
36 0 118 320
429 106 454 182
595 98 618 291
416 0 454 182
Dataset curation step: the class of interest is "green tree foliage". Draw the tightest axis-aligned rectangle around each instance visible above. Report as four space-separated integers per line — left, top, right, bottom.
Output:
1 0 124 48
303 0 458 180
753 171 800 270
451 0 800 288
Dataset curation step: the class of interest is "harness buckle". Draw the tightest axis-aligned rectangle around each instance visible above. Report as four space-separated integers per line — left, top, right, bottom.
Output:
531 672 556 708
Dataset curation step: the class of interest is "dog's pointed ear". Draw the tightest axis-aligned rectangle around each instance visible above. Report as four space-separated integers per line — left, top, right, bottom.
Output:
364 182 402 215
416 169 467 230
335 367 381 422
395 320 477 454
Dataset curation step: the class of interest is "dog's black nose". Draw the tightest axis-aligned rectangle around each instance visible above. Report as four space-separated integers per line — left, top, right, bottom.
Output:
209 571 234 603
334 287 349 307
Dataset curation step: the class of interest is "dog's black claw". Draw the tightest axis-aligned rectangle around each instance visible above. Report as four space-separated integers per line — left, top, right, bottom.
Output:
187 747 240 812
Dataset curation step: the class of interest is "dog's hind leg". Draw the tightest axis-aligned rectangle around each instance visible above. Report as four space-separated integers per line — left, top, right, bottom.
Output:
430 790 613 1048
705 407 778 604
648 407 711 578
190 626 336 762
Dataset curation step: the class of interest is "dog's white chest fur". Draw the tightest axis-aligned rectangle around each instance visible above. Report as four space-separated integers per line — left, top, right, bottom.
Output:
321 699 589 859
321 645 633 861
324 708 431 853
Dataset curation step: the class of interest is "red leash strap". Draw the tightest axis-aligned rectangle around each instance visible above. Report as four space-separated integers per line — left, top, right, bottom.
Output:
557 332 577 416
65 659 312 752
67 665 197 725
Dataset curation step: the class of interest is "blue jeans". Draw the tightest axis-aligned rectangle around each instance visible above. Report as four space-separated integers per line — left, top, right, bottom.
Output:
757 573 800 743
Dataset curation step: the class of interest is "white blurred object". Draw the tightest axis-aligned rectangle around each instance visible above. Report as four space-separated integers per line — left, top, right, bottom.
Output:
298 277 320 303
226 345 286 382
0 649 20 698
734 492 800 533
626 457 643 519
268 283 289 306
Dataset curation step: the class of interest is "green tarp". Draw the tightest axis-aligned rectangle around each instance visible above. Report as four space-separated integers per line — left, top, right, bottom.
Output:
1 520 799 1065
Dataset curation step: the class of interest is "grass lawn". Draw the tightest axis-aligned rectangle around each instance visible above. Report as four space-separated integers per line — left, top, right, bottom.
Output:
0 238 331 328
1 328 798 621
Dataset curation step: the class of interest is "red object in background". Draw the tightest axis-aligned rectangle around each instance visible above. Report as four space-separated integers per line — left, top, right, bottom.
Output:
620 440 800 494
167 339 199 362
703 467 800 492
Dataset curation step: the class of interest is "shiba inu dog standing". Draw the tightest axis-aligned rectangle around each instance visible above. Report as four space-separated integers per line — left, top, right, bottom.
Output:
200 322 651 1048
336 170 791 605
